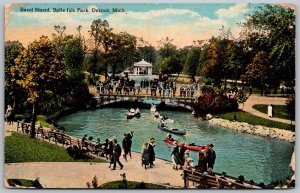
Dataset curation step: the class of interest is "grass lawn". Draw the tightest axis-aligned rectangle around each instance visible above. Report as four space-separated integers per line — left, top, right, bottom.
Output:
5 133 106 163
98 181 166 189
252 104 294 121
216 111 295 131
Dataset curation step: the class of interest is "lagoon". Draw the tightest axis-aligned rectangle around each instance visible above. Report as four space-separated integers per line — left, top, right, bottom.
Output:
57 108 294 184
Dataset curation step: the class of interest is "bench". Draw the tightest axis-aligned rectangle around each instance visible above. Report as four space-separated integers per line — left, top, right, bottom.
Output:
217 177 232 189
231 182 250 189
22 123 31 135
47 131 56 142
205 175 219 189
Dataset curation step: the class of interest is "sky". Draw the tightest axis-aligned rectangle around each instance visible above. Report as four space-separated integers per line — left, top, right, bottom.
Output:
4 3 293 48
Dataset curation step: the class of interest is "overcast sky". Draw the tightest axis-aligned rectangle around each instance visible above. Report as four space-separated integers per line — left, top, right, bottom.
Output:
5 3 292 48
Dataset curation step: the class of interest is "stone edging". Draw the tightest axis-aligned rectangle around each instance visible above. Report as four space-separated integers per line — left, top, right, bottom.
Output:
207 118 295 143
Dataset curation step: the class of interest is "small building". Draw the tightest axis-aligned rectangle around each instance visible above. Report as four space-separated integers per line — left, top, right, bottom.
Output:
133 59 152 75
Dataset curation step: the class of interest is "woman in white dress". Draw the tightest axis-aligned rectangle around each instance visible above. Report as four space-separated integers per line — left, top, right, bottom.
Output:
267 104 273 117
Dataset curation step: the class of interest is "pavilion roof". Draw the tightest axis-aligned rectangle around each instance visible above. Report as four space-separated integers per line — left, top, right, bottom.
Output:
134 59 152 67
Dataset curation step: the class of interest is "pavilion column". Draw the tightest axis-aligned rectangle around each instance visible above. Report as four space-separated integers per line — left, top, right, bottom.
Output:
137 67 139 75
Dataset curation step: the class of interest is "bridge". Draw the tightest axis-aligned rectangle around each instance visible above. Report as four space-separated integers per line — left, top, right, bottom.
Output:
94 94 197 111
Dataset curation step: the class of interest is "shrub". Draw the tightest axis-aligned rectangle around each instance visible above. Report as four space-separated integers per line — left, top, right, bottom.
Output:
14 114 32 122
194 90 238 115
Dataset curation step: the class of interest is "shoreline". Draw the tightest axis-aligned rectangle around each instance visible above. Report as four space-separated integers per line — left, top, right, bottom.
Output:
207 118 295 143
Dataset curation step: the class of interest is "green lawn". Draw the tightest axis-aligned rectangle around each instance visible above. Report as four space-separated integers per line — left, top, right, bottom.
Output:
252 104 294 121
5 133 106 163
98 181 166 189
216 111 295 131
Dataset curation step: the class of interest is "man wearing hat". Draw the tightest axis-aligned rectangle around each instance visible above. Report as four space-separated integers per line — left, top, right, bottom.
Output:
206 144 216 169
111 139 123 170
148 138 156 167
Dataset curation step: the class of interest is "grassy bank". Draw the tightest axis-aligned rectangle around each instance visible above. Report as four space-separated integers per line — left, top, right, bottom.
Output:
252 104 294 121
98 181 166 189
216 111 295 131
5 133 105 163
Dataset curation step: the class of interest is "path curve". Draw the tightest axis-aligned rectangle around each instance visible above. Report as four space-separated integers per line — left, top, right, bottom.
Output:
240 94 295 125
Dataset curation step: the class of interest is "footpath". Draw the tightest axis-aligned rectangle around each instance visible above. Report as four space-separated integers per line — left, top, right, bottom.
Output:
4 122 183 188
240 94 295 125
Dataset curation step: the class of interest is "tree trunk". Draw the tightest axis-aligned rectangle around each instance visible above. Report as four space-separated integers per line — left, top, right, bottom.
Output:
30 100 39 138
104 63 108 80
92 50 97 77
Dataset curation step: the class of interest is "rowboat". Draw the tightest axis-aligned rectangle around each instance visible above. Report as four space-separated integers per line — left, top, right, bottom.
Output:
158 123 186 135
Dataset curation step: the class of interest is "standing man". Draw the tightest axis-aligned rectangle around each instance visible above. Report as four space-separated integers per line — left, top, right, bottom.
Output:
122 134 129 161
127 131 133 159
206 144 216 169
148 138 156 167
111 139 123 170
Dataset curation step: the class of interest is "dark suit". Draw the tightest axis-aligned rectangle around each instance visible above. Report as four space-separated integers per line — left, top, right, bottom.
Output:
113 143 123 169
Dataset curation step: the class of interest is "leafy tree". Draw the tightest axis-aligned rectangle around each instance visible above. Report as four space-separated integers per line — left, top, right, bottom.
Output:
89 19 114 79
11 36 66 137
109 32 138 75
63 37 85 77
242 51 275 92
5 41 25 111
203 43 223 85
157 37 177 61
242 4 295 83
236 89 248 109
159 53 181 75
183 47 200 76
196 44 209 76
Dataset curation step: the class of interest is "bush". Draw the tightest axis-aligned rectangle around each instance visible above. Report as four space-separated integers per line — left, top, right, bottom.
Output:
194 91 238 115
14 114 32 122
201 85 214 93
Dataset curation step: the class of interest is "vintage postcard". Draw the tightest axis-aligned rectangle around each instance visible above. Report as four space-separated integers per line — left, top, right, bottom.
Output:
4 2 295 189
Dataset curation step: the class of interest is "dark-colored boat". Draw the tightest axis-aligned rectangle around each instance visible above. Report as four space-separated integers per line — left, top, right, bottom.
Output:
158 123 186 135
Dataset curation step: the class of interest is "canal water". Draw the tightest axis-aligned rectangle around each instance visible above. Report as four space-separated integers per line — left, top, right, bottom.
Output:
57 108 294 184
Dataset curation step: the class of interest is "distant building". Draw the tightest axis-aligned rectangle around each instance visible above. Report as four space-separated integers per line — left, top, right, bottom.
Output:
133 59 152 75
119 59 158 81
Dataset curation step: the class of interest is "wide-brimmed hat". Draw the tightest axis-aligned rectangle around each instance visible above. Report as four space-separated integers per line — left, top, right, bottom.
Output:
150 138 156 142
209 144 214 148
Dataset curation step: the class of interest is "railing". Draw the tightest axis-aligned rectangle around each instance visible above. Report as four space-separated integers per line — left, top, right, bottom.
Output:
182 169 261 189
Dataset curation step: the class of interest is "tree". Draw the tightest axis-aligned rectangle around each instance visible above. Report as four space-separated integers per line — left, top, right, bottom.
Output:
183 47 200 76
63 37 85 77
157 37 177 61
11 36 65 137
203 43 223 85
89 19 114 79
241 51 275 93
5 41 24 111
109 32 138 75
236 89 248 109
242 4 295 83
286 95 295 126
159 53 181 75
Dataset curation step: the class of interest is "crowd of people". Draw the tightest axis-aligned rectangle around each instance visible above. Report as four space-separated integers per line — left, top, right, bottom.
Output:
166 133 216 173
95 76 198 98
81 132 157 170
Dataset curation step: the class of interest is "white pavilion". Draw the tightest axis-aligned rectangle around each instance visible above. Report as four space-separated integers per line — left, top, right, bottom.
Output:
133 59 152 75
